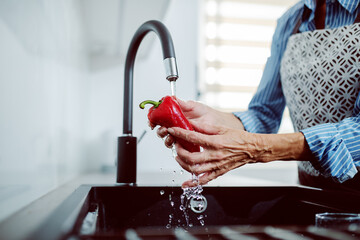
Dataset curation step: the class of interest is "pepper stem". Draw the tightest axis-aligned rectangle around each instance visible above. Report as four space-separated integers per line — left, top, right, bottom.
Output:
139 100 162 109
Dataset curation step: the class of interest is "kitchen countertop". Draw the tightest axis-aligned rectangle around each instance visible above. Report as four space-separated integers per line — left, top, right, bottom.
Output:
0 170 299 240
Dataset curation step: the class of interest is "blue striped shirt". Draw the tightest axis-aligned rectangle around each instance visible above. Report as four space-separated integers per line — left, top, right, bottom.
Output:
234 0 360 183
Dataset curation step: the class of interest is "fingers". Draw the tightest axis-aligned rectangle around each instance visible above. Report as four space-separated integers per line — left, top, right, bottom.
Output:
175 156 192 173
175 143 226 175
157 126 168 138
189 121 225 135
168 127 210 147
181 172 215 188
182 179 196 188
176 143 203 163
164 135 174 148
198 169 227 185
181 169 227 188
176 151 225 175
174 143 200 171
156 126 175 148
174 143 211 175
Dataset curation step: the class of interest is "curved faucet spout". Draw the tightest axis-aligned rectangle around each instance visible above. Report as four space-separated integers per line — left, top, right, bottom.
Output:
124 20 178 136
117 20 179 184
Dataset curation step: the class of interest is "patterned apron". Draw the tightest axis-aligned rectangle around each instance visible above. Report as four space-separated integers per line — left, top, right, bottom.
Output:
280 8 360 190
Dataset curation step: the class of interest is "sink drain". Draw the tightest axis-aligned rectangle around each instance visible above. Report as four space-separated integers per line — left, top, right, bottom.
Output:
189 195 207 213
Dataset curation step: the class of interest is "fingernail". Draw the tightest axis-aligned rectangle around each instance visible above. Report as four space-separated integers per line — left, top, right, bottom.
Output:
168 128 175 134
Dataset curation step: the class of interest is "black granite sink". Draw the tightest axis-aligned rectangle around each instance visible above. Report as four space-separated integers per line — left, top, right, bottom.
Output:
30 185 360 239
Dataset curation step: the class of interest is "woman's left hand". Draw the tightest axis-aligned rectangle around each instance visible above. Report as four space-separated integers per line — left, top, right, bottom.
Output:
168 121 311 188
167 121 266 187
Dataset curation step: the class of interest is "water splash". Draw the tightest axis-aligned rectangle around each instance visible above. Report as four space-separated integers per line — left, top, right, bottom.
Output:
164 119 206 228
179 179 206 227
165 177 207 228
197 215 205 226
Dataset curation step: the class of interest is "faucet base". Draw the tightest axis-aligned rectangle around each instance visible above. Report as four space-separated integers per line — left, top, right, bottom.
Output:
117 136 137 184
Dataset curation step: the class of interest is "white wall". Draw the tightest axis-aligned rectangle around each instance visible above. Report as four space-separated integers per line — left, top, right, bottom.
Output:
0 0 199 222
0 0 88 222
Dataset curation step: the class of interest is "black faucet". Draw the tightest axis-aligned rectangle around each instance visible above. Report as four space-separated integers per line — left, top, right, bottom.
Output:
117 20 179 184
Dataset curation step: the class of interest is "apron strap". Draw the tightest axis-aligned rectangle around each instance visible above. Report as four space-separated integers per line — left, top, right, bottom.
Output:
293 4 360 35
292 6 311 35
354 5 360 23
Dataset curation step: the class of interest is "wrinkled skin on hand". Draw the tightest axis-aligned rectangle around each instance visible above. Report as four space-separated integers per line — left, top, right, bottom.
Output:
167 122 260 188
151 98 310 188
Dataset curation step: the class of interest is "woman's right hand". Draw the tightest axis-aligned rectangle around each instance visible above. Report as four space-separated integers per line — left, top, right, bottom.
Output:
155 98 244 148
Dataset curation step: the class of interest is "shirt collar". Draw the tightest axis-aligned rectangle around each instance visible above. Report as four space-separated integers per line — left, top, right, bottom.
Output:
303 0 360 13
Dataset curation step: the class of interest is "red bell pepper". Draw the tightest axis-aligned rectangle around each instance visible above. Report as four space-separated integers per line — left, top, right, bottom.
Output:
139 96 200 153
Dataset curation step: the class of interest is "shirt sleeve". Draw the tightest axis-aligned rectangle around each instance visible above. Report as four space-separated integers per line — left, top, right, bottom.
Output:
301 111 360 183
233 4 302 134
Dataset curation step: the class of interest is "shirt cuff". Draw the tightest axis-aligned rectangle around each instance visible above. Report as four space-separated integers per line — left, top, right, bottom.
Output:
233 110 274 133
301 123 358 183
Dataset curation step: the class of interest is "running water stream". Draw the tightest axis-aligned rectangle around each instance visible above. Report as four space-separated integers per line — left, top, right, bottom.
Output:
170 81 176 96
167 80 206 228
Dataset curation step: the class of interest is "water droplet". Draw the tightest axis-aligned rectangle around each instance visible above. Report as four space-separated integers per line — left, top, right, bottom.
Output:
200 219 205 226
189 223 193 227
173 170 176 174
180 170 184 174
169 214 173 219
169 194 172 201
172 179 175 183
197 215 204 220
166 224 171 229
160 190 165 195
170 201 174 207
160 167 163 171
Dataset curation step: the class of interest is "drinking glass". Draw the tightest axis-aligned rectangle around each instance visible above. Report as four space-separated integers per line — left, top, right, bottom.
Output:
315 213 360 229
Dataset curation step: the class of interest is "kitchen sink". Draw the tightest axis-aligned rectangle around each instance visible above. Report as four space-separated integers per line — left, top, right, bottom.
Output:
30 185 360 239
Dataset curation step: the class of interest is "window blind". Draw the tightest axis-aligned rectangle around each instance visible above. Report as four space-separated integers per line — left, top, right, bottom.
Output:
199 0 297 132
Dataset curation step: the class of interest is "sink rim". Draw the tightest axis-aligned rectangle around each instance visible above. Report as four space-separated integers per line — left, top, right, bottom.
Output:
29 184 360 240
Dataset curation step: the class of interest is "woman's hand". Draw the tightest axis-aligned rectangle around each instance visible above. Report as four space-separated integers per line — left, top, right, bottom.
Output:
168 122 258 187
167 121 310 187
155 98 244 148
